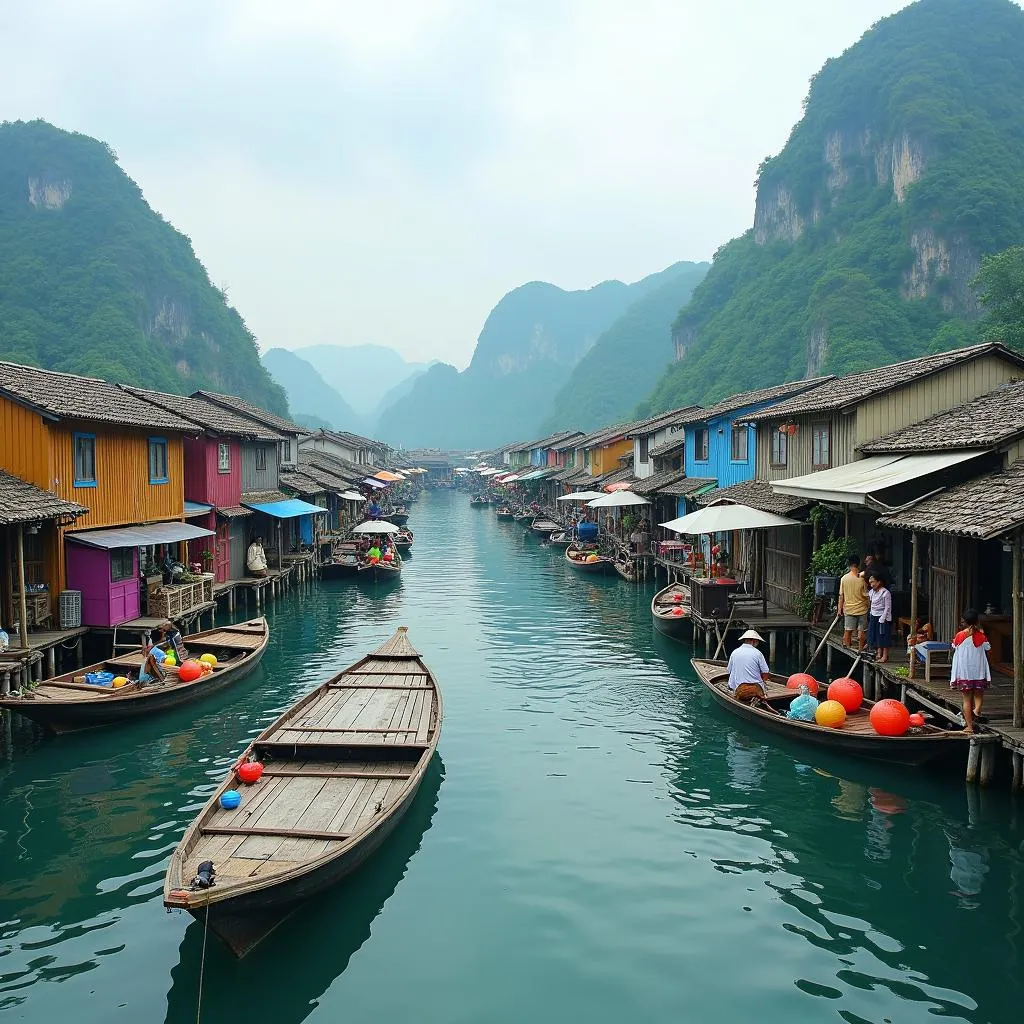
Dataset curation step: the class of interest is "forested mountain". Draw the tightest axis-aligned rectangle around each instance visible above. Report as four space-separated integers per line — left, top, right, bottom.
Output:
260 348 365 432
377 264 696 449
641 0 1024 415
0 120 287 414
541 262 708 432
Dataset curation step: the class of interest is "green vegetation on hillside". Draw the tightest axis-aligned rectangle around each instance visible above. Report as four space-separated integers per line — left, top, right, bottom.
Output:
0 120 287 413
542 262 708 432
641 0 1024 414
975 245 1024 350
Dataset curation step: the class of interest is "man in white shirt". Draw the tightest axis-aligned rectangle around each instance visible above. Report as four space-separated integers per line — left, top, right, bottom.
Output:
727 629 771 704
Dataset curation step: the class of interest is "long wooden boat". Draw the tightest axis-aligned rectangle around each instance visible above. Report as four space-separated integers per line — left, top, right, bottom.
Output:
469 497 488 507
0 619 268 733
389 509 410 526
614 554 637 583
565 544 612 574
547 530 572 547
164 627 442 956
321 543 361 578
690 659 969 766
652 582 692 640
530 516 560 537
394 528 414 551
356 553 402 583
495 507 515 521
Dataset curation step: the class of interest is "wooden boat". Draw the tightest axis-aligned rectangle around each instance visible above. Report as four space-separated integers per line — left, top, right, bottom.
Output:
356 552 402 583
651 582 692 640
565 544 612 574
530 516 560 537
469 496 488 507
547 530 572 547
514 510 533 523
389 508 409 526
690 659 970 766
614 553 637 583
495 507 515 521
321 543 361 578
0 620 268 733
164 627 442 956
394 528 414 551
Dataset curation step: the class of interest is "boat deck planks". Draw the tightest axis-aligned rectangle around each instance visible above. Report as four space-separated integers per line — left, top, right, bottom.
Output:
164 626 442 956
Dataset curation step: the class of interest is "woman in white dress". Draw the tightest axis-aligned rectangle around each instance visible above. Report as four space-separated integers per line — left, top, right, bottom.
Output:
949 608 991 734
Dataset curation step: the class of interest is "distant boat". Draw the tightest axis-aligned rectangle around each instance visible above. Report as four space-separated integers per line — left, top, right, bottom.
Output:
164 627 442 956
394 528 414 552
614 553 637 583
547 530 572 547
389 508 410 526
565 544 612 574
690 659 970 766
321 544 361 579
469 496 488 507
530 516 560 537
495 507 515 521
0 620 268 733
651 582 692 639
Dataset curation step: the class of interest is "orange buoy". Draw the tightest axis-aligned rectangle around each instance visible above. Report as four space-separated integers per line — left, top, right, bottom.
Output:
908 712 926 729
827 676 863 713
787 672 819 697
178 660 204 682
869 699 910 736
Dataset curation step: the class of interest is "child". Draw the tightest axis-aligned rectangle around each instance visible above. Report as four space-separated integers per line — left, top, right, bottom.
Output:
867 575 892 663
950 608 991 734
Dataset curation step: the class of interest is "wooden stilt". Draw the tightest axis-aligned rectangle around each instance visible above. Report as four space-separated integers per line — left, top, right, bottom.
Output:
15 525 28 652
1012 751 1023 793
46 647 55 679
769 631 777 666
980 741 996 787
966 737 981 784
826 643 833 676
1013 531 1022 729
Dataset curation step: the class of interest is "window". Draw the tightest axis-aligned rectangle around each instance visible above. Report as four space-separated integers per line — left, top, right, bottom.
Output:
693 427 709 462
218 442 231 474
771 427 788 467
73 432 96 487
671 455 682 471
730 424 748 462
148 437 168 484
639 435 649 464
280 439 292 464
255 446 268 472
110 547 134 582
812 421 831 469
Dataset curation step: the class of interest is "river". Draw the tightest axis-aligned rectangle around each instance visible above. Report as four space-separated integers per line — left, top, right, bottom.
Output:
1 489 1022 1022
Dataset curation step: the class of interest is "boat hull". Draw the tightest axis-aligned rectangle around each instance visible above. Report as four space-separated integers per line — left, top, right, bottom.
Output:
565 548 612 574
651 584 693 641
356 563 402 583
389 513 409 526
320 560 359 579
691 659 969 767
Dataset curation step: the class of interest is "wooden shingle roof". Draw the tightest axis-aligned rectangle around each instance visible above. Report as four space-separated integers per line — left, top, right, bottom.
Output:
743 343 1024 422
877 460 1024 540
648 436 687 461
632 469 688 495
0 361 196 431
657 476 718 497
280 469 327 496
860 380 1024 454
0 471 87 525
695 479 809 515
191 390 302 436
679 378 833 426
124 387 283 442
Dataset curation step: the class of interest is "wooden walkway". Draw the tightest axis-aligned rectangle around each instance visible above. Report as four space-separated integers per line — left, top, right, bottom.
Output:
3 625 89 684
213 566 295 611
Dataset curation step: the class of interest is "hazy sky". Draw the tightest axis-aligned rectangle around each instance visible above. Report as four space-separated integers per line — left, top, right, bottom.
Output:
2 1 927 368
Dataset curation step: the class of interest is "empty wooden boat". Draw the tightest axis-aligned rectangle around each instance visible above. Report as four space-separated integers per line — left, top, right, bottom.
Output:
321 542 361 579
0 620 268 733
394 528 414 551
547 529 572 547
652 582 692 640
530 516 561 537
164 627 442 956
565 544 612 574
389 508 410 526
690 659 969 766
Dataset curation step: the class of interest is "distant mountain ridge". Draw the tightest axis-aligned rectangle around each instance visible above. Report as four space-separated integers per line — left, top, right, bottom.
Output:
377 264 703 449
641 0 1024 415
0 119 287 414
260 348 366 433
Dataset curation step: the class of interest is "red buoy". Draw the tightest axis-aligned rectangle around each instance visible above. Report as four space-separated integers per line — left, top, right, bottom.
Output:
178 660 203 683
908 712 926 729
827 676 864 713
238 761 264 784
786 672 819 697
869 699 911 736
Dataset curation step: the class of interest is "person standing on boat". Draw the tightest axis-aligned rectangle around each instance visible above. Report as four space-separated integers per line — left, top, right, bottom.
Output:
727 629 771 704
950 609 992 734
838 555 868 652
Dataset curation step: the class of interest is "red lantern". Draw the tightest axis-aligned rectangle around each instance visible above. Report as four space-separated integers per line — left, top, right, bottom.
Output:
869 699 911 736
238 761 264 784
178 660 204 683
786 672 820 697
827 677 864 713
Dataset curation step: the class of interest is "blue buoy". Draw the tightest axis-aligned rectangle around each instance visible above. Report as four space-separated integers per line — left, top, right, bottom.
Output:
220 790 242 810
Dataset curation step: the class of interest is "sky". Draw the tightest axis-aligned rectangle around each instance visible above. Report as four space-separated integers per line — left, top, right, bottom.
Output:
1 0 929 369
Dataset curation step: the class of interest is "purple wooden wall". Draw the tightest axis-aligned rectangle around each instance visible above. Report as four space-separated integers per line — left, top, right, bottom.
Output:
66 544 140 627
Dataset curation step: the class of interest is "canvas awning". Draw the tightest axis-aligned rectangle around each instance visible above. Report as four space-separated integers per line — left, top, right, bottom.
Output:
771 452 983 505
589 491 650 508
340 490 365 501
374 471 404 482
242 498 328 519
183 501 213 518
66 521 214 549
362 478 387 489
661 503 802 534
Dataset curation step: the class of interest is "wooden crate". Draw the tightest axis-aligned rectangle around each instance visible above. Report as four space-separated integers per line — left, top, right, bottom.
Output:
201 574 215 603
149 581 202 619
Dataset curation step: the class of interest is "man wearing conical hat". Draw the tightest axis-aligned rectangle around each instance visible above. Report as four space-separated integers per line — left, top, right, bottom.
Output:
728 629 770 704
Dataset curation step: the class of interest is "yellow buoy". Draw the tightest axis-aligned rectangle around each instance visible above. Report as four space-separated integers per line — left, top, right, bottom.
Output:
199 653 218 667
112 676 128 688
164 652 177 667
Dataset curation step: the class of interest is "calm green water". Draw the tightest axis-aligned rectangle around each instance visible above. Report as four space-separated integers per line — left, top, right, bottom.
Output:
1 489 1022 1023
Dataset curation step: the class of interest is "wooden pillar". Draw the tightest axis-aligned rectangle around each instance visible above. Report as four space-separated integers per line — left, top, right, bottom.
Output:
966 737 981 784
1012 751 1023 793
46 646 55 679
826 642 833 676
910 532 920 641
1013 531 1022 729
769 631 777 666
844 503 850 540
15 525 28 651
980 741 996 788
761 531 768 620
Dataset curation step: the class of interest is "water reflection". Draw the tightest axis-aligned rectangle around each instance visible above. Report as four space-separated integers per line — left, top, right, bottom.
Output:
163 755 444 1023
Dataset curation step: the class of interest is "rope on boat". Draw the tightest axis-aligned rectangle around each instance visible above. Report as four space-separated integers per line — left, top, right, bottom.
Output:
196 902 210 1024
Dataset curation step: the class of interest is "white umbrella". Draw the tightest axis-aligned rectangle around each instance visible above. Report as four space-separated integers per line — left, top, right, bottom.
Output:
557 491 605 501
352 520 401 535
340 490 364 501
660 502 801 534
588 491 650 508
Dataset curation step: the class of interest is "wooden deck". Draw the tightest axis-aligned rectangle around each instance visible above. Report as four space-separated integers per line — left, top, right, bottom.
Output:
2 626 89 684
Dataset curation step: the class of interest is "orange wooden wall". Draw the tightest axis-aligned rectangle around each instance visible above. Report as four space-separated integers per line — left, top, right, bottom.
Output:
0 397 53 489
591 438 632 476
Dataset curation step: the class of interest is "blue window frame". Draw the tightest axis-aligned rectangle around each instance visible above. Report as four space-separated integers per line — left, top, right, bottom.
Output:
148 437 169 484
730 424 749 463
73 432 97 488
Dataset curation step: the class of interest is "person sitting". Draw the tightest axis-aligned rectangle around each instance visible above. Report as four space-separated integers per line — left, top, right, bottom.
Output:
246 535 268 578
727 629 771 705
138 643 167 685
367 544 382 564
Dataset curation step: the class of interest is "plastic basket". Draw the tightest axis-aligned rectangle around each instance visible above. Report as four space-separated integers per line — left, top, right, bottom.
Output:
59 590 82 629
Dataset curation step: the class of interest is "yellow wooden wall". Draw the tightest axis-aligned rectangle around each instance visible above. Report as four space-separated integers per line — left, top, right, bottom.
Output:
592 438 632 476
0 397 53 489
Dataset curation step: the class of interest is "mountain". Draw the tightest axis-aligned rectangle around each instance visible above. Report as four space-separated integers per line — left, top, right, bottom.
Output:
260 347 366 432
293 344 428 419
377 265 692 449
640 0 1024 415
0 120 287 414
541 262 708 432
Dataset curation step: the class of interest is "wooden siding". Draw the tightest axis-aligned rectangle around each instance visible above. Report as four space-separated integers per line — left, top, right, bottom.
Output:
756 413 857 480
1004 439 1024 466
50 425 184 530
592 438 632 476
183 437 241 508
854 354 1020 446
764 525 808 611
241 442 280 493
686 418 757 487
0 397 53 490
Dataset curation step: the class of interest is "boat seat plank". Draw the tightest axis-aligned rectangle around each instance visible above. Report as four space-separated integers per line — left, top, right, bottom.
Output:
201 825 351 841
275 776 381 861
255 739 429 758
261 768 412 780
415 690 434 743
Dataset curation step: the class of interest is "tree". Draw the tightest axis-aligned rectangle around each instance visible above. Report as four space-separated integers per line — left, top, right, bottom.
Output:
974 245 1024 349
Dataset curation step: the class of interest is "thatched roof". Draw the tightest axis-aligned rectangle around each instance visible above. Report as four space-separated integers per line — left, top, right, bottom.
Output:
0 471 87 525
